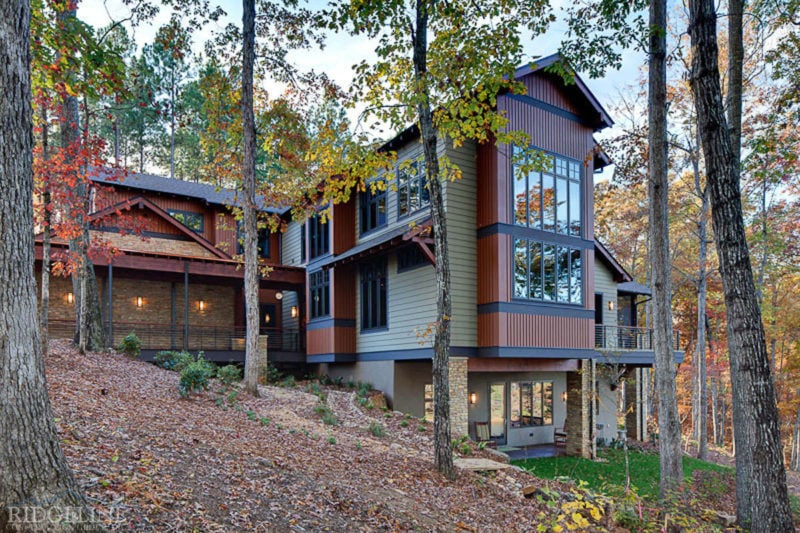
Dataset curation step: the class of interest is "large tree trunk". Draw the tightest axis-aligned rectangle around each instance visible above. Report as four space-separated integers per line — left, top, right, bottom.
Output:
687 0 793 529
412 0 454 481
0 2 100 528
648 0 683 497
241 0 260 398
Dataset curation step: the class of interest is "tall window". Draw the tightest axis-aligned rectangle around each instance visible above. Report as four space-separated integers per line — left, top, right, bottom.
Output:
397 245 429 272
398 161 429 217
361 260 387 330
309 270 330 318
513 149 582 236
510 381 553 427
514 238 582 305
168 209 204 233
308 215 329 260
236 222 270 258
360 183 387 234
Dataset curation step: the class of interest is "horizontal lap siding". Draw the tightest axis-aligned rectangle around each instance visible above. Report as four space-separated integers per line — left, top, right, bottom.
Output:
281 222 303 267
594 258 618 325
478 312 593 349
444 141 478 347
355 254 437 353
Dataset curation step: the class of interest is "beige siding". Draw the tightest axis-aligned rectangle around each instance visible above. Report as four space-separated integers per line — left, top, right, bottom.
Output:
321 361 396 405
281 221 303 266
355 253 437 352
443 140 478 347
594 259 618 326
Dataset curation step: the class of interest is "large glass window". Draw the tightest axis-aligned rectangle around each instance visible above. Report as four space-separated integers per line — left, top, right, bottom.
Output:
514 238 583 305
513 150 582 236
168 209 204 233
510 381 553 427
360 182 387 234
309 269 330 318
308 214 329 260
398 161 430 217
361 260 387 330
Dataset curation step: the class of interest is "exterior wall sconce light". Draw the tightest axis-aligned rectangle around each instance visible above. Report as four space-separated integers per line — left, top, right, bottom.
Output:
561 391 568 403
264 314 271 325
469 392 477 405
607 300 615 311
291 305 298 319
136 296 143 308
198 300 206 312
67 292 74 304
275 291 283 301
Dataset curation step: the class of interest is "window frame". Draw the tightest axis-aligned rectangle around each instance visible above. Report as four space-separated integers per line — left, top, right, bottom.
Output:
360 259 388 331
236 220 271 259
309 269 330 319
509 380 554 428
511 147 583 237
167 209 204 233
513 237 583 306
397 160 430 219
308 214 330 260
359 181 387 235
397 246 429 273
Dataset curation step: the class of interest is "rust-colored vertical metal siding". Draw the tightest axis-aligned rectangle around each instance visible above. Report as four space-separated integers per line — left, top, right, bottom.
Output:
477 234 510 305
332 265 356 320
476 139 499 228
478 312 593 349
522 73 581 115
332 199 356 254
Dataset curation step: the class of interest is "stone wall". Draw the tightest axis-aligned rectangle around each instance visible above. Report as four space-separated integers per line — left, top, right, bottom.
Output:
625 368 638 440
449 357 469 438
565 370 583 456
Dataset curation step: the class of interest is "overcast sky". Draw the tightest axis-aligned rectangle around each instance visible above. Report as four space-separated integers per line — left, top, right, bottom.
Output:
78 0 647 181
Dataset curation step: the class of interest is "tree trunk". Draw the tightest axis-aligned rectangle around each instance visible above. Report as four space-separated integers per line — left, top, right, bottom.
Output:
241 0 260 398
170 71 176 179
0 2 100 527
687 0 793 529
412 0 454 481
648 0 683 497
58 4 104 354
693 149 709 460
40 103 52 355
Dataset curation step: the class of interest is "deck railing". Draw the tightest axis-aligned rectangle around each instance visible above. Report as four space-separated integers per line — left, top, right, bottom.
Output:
594 324 681 351
48 320 305 353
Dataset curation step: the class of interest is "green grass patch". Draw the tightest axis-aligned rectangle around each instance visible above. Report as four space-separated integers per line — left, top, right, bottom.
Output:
513 447 732 501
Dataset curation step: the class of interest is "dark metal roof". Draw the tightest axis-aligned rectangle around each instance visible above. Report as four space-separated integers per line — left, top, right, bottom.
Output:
91 170 288 215
319 224 414 269
617 281 652 296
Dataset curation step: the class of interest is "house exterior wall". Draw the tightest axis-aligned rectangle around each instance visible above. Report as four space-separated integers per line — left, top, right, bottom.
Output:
281 221 304 267
594 258 618 327
320 361 396 406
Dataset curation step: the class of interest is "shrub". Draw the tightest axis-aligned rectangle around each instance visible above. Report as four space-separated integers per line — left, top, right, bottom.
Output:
179 360 215 397
280 375 296 388
327 436 336 445
217 365 242 386
118 332 141 358
314 403 338 426
368 421 386 438
260 363 281 384
400 420 408 428
259 417 270 426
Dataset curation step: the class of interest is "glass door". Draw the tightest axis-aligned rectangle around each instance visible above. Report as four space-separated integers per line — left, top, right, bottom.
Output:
490 383 507 445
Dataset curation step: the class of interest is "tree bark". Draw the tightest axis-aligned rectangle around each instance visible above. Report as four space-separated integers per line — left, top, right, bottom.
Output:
692 140 709 460
0 2 100 528
412 0 454 481
687 0 793 529
648 0 683 497
241 0 260 398
40 103 52 355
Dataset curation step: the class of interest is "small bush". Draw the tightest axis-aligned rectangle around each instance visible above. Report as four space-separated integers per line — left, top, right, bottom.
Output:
179 360 215 397
368 422 386 438
260 363 281 384
217 365 242 386
418 425 426 432
327 436 336 445
259 417 270 426
314 403 338 426
280 375 297 388
118 332 141 358
246 410 257 421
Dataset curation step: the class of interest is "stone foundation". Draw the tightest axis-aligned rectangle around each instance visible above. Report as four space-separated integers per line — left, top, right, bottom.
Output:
449 357 469 438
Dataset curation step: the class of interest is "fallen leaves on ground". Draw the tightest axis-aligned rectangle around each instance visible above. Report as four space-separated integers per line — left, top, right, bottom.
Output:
46 341 588 532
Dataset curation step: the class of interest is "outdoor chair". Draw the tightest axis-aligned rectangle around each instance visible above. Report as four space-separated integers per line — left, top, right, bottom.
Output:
474 421 497 448
554 419 568 447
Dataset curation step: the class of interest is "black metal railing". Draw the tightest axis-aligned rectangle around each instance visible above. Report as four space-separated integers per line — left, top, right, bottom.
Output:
48 320 305 353
594 324 680 351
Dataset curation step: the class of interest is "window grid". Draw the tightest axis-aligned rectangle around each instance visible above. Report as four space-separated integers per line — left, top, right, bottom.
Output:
514 238 583 305
398 161 430 217
168 209 204 233
513 148 582 236
510 381 554 427
360 260 387 330
309 270 330 319
236 221 270 258
308 215 329 260
360 182 387 234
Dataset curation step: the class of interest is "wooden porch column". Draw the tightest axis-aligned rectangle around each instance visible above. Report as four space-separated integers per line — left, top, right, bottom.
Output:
106 263 113 348
183 262 189 351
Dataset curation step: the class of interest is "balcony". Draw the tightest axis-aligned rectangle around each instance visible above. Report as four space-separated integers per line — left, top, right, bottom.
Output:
594 324 681 351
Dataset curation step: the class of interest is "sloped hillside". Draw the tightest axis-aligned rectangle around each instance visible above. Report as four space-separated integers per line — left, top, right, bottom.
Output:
45 341 594 532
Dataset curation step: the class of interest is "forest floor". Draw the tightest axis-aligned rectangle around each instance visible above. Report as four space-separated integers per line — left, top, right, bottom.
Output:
46 340 751 532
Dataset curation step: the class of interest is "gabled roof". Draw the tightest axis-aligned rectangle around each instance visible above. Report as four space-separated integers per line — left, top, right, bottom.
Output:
91 171 288 215
514 53 614 131
90 195 231 260
594 239 632 283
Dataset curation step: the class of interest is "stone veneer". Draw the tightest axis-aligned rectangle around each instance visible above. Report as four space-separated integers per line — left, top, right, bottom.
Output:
565 360 592 458
449 357 469 437
625 368 638 441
